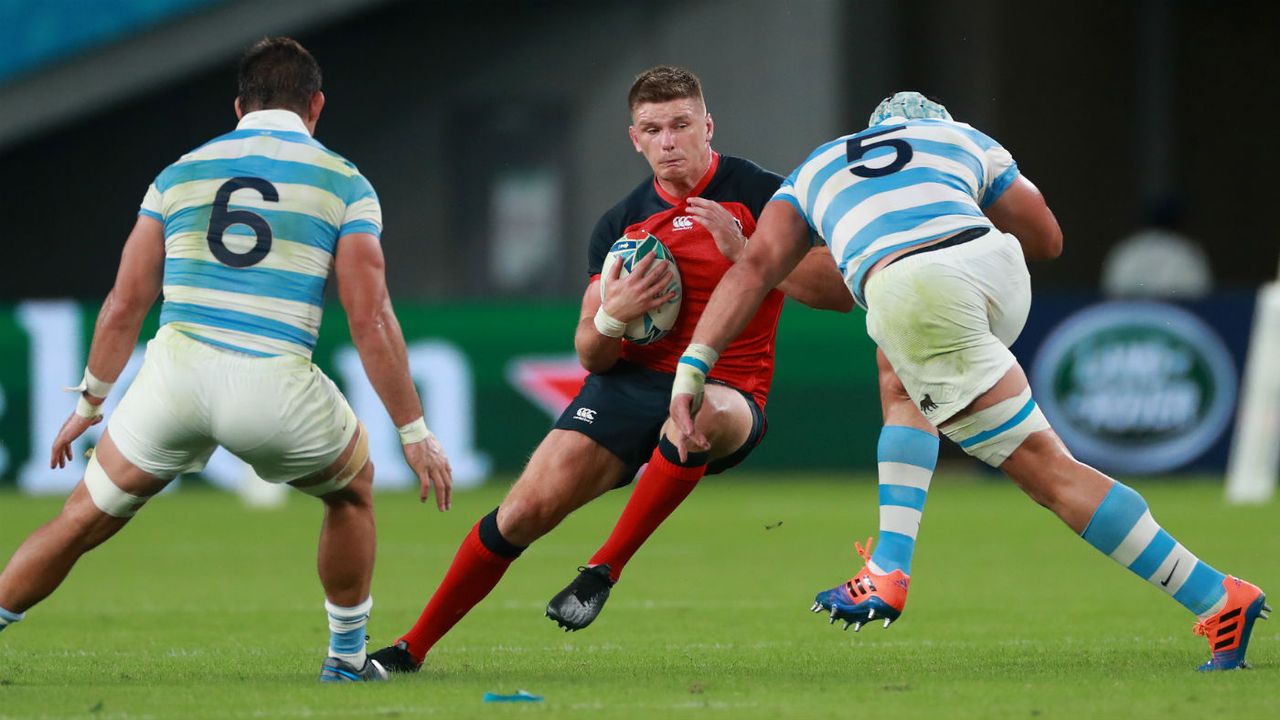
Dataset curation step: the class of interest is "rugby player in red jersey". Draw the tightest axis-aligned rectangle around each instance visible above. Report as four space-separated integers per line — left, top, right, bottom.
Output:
370 66 851 671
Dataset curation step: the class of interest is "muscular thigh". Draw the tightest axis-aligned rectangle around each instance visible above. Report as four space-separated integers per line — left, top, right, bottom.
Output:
678 383 767 476
865 247 1025 426
695 384 754 458
497 429 629 538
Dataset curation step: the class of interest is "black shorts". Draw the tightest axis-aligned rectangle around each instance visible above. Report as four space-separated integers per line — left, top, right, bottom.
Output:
553 361 768 485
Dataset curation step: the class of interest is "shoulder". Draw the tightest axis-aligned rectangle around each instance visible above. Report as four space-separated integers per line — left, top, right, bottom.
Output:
708 155 784 217
592 176 662 242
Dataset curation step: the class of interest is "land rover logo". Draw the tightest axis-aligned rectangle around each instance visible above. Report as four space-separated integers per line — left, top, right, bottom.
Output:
1030 302 1237 474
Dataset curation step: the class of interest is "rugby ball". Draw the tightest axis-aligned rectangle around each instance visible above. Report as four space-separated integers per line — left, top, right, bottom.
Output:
600 231 682 345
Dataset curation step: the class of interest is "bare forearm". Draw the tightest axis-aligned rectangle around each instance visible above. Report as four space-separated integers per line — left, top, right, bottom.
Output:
85 291 149 386
692 260 773 354
575 319 622 373
349 301 423 426
776 248 853 311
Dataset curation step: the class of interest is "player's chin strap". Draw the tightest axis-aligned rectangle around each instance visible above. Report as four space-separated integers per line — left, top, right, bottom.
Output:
64 367 115 420
672 343 720 414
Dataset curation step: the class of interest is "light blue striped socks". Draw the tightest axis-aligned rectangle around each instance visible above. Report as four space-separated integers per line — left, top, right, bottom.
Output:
868 426 939 576
0 605 23 633
326 597 372 667
1082 483 1227 618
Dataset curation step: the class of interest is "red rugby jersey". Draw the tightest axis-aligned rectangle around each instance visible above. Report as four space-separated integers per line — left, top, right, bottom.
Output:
587 152 785 408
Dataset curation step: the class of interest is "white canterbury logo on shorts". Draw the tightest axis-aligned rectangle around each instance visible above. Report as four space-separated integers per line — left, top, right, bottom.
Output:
575 407 596 423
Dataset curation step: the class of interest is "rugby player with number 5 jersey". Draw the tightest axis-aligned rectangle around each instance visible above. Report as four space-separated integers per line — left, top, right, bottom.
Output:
669 91 1268 670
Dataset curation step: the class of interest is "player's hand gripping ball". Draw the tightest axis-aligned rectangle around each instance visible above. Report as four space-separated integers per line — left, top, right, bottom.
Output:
600 231 682 345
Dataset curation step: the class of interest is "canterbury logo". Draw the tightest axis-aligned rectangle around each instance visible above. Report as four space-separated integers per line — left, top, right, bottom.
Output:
673 215 693 230
574 407 596 423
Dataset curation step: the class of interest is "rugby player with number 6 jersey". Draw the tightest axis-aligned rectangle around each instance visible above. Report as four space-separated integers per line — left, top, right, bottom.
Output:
669 92 1268 670
0 37 454 682
368 66 852 672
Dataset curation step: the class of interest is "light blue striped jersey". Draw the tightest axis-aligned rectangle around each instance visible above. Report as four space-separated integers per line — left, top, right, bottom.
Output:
772 118 1019 308
139 109 381 358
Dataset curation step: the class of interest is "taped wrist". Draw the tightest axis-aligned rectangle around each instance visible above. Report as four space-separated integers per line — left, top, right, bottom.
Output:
66 368 114 399
397 417 432 445
672 344 718 410
477 507 527 559
593 306 627 338
74 395 103 420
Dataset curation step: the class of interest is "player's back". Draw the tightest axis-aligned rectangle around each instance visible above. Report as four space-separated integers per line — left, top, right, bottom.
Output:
774 118 1018 307
139 109 380 359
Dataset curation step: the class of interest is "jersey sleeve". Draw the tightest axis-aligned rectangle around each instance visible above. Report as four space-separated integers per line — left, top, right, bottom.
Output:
586 206 624 278
769 165 821 244
975 131 1020 208
138 182 163 222
743 165 785 220
340 174 383 238
769 167 803 214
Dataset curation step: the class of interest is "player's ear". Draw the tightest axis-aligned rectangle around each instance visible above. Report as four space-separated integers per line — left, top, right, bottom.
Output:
234 97 244 119
308 91 326 124
628 125 642 153
705 113 714 142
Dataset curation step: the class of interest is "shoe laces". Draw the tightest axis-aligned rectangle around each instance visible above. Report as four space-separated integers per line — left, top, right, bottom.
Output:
854 536 876 564
1193 618 1211 637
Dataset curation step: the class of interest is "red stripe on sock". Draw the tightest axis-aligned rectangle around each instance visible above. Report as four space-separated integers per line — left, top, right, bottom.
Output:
398 522 514 661
589 448 706 581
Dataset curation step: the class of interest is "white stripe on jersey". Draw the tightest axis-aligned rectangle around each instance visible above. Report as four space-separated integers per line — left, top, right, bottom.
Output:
163 284 323 338
774 118 1018 308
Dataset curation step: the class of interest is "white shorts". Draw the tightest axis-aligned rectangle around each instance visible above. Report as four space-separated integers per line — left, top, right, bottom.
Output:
109 326 358 483
864 230 1031 424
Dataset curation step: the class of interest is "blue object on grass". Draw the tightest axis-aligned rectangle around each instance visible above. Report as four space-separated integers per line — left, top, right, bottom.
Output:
483 690 543 703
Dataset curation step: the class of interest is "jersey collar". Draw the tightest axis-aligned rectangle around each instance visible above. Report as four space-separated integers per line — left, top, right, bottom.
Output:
653 150 720 206
236 109 311 136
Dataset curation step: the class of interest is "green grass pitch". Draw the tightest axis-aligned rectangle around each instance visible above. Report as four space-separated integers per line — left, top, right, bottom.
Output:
0 473 1276 719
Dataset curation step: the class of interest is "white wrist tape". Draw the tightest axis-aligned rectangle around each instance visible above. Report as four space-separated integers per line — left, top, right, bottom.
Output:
679 344 719 374
65 368 114 399
593 306 627 338
672 344 720 412
74 395 104 420
397 417 433 445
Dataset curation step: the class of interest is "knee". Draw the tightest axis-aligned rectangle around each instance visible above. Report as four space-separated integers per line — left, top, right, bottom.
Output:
58 486 127 551
691 403 733 448
496 493 561 544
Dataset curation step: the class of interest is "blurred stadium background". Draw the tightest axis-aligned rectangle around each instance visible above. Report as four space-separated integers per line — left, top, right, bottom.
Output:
0 0 1276 498
2 3 1280 718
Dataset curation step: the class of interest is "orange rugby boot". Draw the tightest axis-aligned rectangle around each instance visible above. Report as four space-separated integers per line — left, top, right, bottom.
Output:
810 537 910 631
1193 575 1269 671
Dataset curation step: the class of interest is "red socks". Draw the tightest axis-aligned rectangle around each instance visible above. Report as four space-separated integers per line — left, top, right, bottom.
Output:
398 511 523 661
589 438 708 582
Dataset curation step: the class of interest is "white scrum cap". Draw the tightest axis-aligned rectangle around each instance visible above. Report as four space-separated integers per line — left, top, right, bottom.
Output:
869 91 952 126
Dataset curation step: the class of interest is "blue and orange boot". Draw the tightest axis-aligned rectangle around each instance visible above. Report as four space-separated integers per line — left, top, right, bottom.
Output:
1193 576 1269 671
811 537 910 631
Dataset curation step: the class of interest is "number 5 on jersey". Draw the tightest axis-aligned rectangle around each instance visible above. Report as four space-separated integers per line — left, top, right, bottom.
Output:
846 125 913 178
207 176 279 268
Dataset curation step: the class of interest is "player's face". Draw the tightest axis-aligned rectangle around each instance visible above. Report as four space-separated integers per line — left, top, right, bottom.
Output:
629 97 714 192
